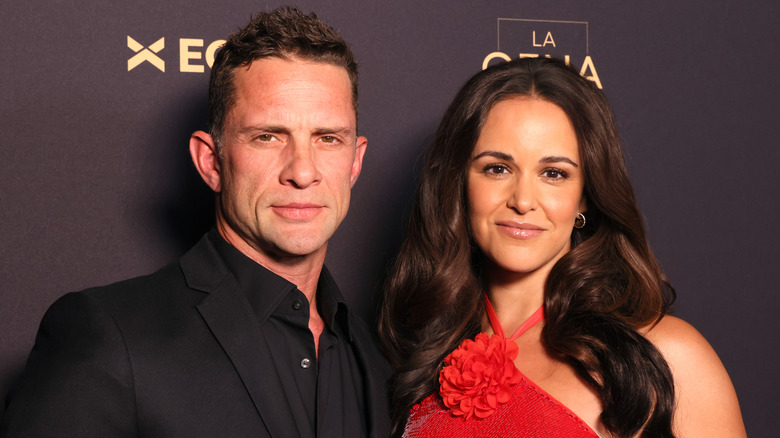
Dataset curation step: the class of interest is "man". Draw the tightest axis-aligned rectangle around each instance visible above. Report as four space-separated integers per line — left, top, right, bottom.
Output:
2 7 389 437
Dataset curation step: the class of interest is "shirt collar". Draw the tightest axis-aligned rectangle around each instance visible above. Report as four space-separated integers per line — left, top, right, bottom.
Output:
208 229 353 340
316 266 353 341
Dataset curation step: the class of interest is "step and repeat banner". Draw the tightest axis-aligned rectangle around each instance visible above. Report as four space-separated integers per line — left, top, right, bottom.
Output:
1 0 777 434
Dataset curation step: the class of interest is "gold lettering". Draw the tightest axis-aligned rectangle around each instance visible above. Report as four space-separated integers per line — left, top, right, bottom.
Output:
579 56 602 89
541 54 571 66
532 31 556 47
543 32 556 47
127 36 164 72
481 52 604 88
180 38 204 73
205 39 226 68
482 51 512 70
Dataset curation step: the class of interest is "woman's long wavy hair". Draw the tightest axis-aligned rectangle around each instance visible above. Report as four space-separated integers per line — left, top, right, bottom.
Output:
379 58 677 437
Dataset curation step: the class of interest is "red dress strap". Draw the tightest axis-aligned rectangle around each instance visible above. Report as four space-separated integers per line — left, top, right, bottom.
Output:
404 296 598 437
484 293 544 341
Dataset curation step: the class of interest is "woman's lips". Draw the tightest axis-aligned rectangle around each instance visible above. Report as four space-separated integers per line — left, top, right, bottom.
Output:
495 221 545 239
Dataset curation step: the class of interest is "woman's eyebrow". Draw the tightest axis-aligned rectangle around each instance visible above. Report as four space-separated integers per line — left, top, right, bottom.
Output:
472 150 514 161
472 151 579 168
539 155 578 167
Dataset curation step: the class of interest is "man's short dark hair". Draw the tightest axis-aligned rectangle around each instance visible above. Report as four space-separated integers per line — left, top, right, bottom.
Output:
208 6 359 148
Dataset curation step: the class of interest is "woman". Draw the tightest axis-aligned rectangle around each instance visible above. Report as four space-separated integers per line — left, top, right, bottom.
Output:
379 58 745 437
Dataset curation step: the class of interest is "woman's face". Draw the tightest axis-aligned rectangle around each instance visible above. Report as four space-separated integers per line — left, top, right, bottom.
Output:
467 97 586 279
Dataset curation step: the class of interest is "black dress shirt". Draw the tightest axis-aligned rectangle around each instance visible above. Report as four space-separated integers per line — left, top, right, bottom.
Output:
212 233 367 438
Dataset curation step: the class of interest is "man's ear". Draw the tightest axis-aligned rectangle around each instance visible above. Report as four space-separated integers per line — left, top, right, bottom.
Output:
350 135 367 187
189 131 222 193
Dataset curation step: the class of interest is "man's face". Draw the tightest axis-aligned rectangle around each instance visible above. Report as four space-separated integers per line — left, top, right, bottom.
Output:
214 57 366 262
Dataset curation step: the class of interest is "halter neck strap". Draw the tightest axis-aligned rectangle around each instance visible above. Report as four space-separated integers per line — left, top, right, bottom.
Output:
485 293 545 341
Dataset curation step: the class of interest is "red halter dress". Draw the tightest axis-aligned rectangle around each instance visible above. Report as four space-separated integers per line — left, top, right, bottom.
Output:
403 297 600 438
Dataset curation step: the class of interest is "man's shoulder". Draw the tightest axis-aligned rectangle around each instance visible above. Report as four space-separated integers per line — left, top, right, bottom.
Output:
78 258 180 299
41 262 192 332
79 233 223 305
62 234 223 320
84 260 183 294
34 236 227 357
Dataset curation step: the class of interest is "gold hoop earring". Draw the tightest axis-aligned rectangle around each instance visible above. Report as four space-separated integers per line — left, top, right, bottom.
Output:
574 213 586 229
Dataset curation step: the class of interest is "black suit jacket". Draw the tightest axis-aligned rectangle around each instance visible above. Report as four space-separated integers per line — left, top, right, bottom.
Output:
2 234 391 437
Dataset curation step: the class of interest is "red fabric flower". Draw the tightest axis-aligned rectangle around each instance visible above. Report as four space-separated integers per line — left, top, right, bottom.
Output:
438 332 522 419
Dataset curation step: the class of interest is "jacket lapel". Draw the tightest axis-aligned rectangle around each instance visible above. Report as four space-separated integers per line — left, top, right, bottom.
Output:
181 235 303 438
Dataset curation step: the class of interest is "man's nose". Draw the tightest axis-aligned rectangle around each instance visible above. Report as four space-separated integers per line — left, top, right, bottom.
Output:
279 140 322 188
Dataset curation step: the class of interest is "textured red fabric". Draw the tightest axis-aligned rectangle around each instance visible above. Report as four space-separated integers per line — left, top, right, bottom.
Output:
438 332 522 419
406 298 598 437
404 374 600 438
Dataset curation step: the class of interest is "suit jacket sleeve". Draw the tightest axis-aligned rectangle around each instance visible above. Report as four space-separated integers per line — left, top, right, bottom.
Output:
2 292 136 437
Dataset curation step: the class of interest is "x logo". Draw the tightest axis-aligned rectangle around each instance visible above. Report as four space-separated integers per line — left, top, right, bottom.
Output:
127 36 165 72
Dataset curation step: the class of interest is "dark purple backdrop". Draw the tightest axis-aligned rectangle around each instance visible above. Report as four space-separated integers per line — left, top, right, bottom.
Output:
1 1 777 434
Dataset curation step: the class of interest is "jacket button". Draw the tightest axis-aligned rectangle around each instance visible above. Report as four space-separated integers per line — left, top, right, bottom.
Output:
300 358 312 369
292 300 303 310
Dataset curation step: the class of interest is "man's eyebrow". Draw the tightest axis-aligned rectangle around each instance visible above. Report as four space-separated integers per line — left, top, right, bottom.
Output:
312 126 354 137
237 125 288 135
236 125 354 136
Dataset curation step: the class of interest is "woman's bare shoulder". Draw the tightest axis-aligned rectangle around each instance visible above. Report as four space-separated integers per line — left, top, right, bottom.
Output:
643 315 746 437
642 315 709 355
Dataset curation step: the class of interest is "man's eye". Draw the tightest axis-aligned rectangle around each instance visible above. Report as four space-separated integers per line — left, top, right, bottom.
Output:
257 134 274 141
321 136 338 143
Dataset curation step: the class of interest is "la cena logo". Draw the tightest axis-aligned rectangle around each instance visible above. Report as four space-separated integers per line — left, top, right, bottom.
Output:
127 36 226 73
483 18 603 89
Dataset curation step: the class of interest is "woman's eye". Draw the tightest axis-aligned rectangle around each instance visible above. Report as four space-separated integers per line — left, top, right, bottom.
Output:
483 164 509 175
542 169 568 180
